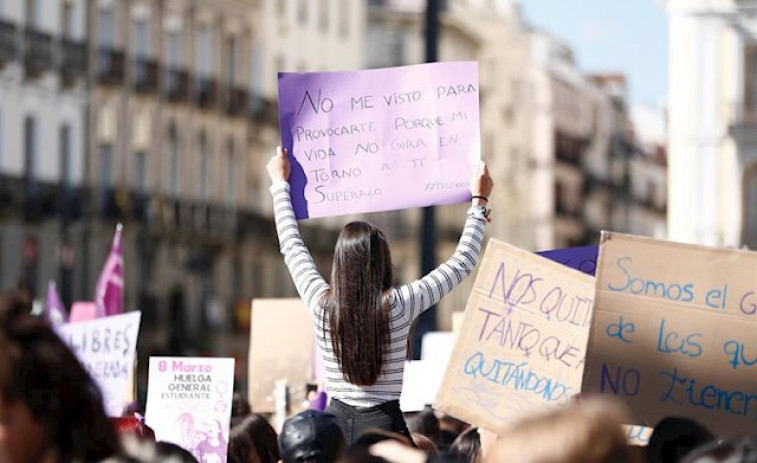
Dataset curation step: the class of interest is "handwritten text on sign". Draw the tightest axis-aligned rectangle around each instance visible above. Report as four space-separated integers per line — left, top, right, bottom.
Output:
146 357 235 463
278 62 481 219
434 239 594 432
582 232 757 436
57 311 142 416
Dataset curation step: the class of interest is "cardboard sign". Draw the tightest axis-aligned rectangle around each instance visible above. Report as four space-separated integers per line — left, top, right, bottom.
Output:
145 357 235 463
434 239 594 432
248 299 314 413
278 61 481 219
582 232 757 436
57 311 141 416
537 245 598 276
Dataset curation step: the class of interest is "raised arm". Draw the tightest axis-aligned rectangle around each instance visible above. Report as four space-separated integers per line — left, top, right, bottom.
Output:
395 162 493 321
268 147 329 311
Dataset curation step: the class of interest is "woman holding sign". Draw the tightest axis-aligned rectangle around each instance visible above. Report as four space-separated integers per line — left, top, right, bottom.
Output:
268 146 492 443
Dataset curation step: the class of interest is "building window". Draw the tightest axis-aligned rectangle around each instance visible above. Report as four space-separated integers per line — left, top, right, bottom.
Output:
165 30 181 67
59 124 71 190
23 116 36 189
298 0 308 24
167 125 178 195
225 36 236 86
339 0 349 37
99 143 112 191
61 2 75 38
198 132 208 200
226 139 235 205
194 27 212 77
25 0 39 27
134 19 149 58
98 7 116 47
135 150 147 193
745 163 757 249
319 0 329 31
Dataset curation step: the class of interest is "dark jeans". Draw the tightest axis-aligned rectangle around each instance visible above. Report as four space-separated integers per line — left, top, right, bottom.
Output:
326 398 412 445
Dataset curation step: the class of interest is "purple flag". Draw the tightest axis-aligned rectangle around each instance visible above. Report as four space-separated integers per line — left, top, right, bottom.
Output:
95 224 124 317
537 245 598 276
278 62 481 219
44 281 68 326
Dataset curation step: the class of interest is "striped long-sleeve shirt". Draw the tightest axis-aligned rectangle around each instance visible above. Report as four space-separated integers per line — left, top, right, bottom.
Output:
271 182 488 407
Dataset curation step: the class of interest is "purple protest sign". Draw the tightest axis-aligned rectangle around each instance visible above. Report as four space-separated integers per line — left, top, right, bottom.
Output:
536 245 598 276
278 62 481 219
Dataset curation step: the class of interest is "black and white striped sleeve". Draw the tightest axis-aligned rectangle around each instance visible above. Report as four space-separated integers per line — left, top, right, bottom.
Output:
270 182 329 312
396 206 487 321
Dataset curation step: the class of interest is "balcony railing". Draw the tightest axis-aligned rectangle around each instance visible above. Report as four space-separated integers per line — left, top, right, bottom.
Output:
0 20 17 64
164 68 189 103
134 58 159 93
60 39 87 86
97 48 125 85
249 95 279 127
194 76 218 109
224 86 248 117
24 29 53 77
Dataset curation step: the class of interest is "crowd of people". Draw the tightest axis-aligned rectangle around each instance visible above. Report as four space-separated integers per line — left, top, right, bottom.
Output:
0 147 753 463
1 257 755 463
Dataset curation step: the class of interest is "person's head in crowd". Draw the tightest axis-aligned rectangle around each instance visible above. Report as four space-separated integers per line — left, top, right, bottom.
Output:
231 393 252 427
438 415 468 449
491 398 641 463
279 410 346 463
349 429 412 452
646 417 716 463
0 292 120 463
450 427 480 463
322 221 393 387
412 433 439 457
112 416 156 442
228 413 279 463
682 436 757 463
155 441 201 463
407 406 440 444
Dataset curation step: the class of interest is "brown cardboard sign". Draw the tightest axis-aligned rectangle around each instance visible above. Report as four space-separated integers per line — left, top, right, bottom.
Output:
582 232 757 436
435 239 594 432
248 298 314 413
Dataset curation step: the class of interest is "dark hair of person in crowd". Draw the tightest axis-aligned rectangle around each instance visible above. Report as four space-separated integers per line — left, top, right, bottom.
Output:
411 433 439 457
450 427 480 463
492 398 642 463
155 441 200 463
0 290 121 463
231 393 252 427
320 221 393 386
681 436 757 463
228 413 280 463
112 416 156 442
438 415 467 449
646 417 716 463
407 406 440 444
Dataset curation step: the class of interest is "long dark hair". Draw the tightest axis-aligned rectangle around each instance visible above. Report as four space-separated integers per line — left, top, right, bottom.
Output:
228 414 280 463
321 221 393 386
0 290 121 462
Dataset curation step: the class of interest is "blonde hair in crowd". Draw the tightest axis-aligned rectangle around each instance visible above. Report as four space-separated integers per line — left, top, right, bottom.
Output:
488 398 642 463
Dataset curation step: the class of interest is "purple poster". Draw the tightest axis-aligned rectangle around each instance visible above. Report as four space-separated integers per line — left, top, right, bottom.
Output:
536 245 598 276
278 62 481 220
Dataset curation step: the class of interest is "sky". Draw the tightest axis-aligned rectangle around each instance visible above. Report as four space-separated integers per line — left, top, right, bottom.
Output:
520 0 669 108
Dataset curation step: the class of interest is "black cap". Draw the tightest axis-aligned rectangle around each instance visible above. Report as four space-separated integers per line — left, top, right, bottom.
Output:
279 410 346 463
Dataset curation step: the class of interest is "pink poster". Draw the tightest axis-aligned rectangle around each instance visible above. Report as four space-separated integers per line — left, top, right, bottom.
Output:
278 61 481 220
145 357 235 463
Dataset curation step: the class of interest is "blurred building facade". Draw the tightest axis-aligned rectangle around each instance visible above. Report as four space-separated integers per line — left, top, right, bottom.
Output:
529 31 637 251
0 0 88 305
666 0 754 247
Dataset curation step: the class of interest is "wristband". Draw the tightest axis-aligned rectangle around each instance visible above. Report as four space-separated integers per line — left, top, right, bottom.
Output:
472 195 489 202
